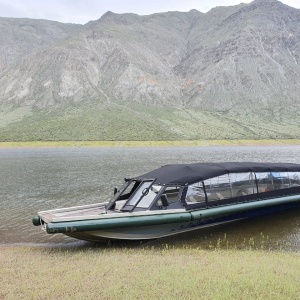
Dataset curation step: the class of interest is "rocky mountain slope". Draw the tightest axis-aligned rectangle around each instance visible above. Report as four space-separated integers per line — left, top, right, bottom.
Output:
0 0 300 141
0 17 81 71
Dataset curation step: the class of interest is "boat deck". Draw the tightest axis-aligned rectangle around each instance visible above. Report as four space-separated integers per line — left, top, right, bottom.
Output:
39 203 107 223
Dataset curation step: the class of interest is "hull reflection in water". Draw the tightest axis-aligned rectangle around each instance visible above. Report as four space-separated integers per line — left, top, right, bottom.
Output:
33 162 300 242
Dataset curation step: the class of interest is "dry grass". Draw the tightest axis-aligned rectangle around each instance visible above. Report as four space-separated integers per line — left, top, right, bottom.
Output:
0 139 300 148
1 246 299 300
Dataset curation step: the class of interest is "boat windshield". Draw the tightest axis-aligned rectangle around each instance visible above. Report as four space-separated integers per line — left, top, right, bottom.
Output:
110 183 127 202
106 180 140 211
122 181 163 211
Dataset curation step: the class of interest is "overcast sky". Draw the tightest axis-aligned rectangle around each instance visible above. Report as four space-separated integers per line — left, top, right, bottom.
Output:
0 0 299 24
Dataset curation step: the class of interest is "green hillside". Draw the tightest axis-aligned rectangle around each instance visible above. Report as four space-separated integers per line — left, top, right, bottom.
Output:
1 102 299 141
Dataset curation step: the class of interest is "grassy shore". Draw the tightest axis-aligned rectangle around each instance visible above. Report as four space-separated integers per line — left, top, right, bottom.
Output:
0 139 300 148
1 246 299 299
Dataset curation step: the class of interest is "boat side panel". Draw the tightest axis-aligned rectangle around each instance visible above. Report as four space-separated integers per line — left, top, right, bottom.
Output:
190 194 300 220
46 212 192 234
65 221 193 241
65 200 300 241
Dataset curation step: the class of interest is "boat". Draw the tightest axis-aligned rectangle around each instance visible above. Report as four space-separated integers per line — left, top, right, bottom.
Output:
32 162 300 242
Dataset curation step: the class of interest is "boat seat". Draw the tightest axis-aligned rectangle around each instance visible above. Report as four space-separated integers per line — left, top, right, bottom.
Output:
188 196 197 203
216 192 224 200
114 200 127 211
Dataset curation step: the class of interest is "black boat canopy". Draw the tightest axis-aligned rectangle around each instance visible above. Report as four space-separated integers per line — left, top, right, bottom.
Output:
132 162 300 185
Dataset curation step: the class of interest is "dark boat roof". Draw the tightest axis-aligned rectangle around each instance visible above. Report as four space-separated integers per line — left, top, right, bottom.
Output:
133 162 300 185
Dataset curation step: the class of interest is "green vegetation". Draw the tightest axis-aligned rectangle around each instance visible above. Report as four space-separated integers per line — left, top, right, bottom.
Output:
1 245 299 299
1 102 300 142
0 139 300 148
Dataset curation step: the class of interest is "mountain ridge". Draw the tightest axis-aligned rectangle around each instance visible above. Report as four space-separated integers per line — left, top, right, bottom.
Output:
0 0 300 141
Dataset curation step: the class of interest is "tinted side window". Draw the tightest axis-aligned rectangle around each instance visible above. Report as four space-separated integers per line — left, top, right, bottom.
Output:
256 171 300 194
203 173 256 202
270 172 290 190
256 172 274 193
288 172 300 187
229 172 256 197
156 186 180 206
185 182 206 204
204 174 231 201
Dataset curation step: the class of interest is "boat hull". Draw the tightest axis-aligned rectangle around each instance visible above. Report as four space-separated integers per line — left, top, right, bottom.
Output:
55 195 300 242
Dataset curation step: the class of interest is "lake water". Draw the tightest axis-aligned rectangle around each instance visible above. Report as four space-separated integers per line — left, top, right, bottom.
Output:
0 145 300 250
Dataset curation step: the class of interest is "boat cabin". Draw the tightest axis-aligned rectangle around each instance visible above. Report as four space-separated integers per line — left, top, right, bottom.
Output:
106 162 300 212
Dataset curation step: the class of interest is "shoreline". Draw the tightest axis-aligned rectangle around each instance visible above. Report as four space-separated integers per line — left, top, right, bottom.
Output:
0 139 300 148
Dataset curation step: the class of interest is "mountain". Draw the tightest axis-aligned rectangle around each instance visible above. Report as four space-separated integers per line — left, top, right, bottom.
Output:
0 17 81 71
0 0 300 141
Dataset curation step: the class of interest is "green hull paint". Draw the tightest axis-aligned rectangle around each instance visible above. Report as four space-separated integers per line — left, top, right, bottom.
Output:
45 194 300 235
46 212 191 234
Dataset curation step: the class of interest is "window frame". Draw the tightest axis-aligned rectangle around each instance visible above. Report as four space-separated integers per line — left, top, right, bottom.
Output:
121 179 156 212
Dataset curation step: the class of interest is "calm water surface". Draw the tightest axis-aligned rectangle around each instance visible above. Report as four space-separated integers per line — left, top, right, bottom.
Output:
0 146 299 250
